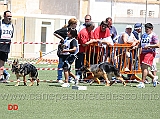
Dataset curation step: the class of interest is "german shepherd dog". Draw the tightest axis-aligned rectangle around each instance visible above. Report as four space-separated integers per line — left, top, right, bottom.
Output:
80 62 126 86
11 59 39 86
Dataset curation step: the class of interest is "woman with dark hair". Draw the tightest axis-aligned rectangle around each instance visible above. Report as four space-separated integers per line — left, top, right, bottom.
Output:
54 18 77 83
61 28 79 87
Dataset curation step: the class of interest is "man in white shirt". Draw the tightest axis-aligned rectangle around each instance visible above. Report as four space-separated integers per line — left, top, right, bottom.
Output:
118 25 139 46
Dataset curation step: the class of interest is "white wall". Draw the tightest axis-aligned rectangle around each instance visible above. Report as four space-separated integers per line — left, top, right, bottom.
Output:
89 1 160 21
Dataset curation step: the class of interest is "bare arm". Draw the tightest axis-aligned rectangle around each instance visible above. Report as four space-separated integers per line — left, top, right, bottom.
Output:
54 33 64 42
84 39 98 46
62 46 77 53
144 43 160 49
121 33 128 44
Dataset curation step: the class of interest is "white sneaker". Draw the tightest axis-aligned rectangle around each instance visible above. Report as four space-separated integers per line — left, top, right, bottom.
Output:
126 52 130 58
61 83 70 87
58 80 64 84
136 82 145 88
5 74 10 80
124 67 130 72
74 75 80 86
69 80 75 84
144 80 150 84
153 76 158 87
74 79 79 86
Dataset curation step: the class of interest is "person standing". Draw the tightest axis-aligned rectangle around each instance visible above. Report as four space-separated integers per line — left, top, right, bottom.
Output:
106 17 117 42
0 10 14 79
61 28 79 87
118 25 139 71
54 18 77 83
137 23 159 88
75 22 95 79
94 20 113 62
127 23 142 78
132 23 142 40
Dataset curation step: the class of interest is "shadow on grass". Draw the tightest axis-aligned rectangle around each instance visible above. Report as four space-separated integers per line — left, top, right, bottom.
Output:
46 81 58 83
5 84 28 86
48 84 62 87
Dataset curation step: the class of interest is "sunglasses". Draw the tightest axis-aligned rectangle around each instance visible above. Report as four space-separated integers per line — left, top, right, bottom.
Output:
6 16 12 18
102 24 108 28
145 28 150 30
85 19 90 21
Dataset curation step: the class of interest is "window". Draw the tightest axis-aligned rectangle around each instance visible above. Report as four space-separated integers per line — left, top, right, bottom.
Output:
148 11 154 17
0 0 8 5
140 10 146 16
41 27 46 53
42 22 51 25
127 9 133 15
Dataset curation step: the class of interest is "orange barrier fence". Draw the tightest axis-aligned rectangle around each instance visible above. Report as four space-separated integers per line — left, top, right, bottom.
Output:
84 43 142 81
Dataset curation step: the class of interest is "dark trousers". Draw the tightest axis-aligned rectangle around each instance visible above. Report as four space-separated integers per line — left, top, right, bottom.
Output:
75 52 84 78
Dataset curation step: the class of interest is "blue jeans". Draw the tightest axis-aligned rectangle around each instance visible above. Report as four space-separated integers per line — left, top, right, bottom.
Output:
57 57 63 80
57 57 72 81
3 70 9 79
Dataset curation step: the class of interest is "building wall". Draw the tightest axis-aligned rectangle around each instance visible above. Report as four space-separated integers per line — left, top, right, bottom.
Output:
88 1 160 21
39 0 80 19
0 0 160 60
10 17 24 58
9 14 76 59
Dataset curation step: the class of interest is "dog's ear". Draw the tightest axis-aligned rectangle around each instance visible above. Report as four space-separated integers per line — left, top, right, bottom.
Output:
80 65 91 72
97 68 102 72
16 59 19 64
13 59 19 65
13 59 16 63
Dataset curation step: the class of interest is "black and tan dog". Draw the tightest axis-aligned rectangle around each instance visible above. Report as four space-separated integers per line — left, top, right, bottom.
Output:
81 62 126 86
11 59 39 86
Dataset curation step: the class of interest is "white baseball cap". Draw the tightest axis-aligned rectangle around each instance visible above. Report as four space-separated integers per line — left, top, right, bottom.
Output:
126 25 132 29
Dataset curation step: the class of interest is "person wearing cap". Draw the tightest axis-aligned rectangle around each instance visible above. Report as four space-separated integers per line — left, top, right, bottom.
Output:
132 23 142 40
75 21 95 79
126 23 142 79
136 23 159 88
117 25 139 71
118 25 139 46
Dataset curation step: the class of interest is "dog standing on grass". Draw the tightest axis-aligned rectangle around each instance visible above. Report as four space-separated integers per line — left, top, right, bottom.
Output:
11 59 39 86
81 62 126 86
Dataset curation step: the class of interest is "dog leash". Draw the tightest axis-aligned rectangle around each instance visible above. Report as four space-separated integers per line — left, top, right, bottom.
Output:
29 49 58 62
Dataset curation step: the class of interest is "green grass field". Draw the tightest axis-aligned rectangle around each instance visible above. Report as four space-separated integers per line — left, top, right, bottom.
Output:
0 62 160 119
